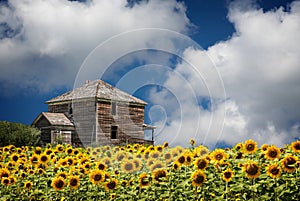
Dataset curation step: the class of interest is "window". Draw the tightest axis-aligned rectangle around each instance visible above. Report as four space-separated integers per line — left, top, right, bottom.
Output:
111 102 117 115
111 126 118 139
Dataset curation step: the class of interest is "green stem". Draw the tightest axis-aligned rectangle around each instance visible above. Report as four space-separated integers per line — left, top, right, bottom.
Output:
225 182 228 201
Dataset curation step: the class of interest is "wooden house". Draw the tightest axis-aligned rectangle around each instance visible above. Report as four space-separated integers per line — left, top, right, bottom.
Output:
32 80 154 146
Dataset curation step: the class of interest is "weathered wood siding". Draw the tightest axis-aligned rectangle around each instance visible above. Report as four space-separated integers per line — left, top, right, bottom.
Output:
72 99 97 145
48 103 70 114
97 101 145 145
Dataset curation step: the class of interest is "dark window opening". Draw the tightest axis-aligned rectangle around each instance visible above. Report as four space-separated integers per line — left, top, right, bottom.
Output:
69 107 73 115
111 102 117 115
111 126 118 139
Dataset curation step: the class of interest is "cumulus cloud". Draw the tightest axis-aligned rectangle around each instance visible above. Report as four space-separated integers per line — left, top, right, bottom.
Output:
0 0 191 95
150 0 300 148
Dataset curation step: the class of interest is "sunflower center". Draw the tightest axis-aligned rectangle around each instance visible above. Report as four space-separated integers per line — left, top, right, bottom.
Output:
94 174 102 181
12 156 18 162
70 178 78 186
107 181 116 189
41 156 48 162
269 150 278 158
165 154 171 160
186 156 192 163
125 163 133 171
141 177 149 185
246 164 259 175
197 160 207 169
178 156 185 164
294 143 300 150
285 157 296 169
3 179 9 184
224 172 232 179
194 175 205 184
270 168 279 175
215 154 223 161
25 183 32 188
246 144 254 151
98 164 105 170
55 180 64 188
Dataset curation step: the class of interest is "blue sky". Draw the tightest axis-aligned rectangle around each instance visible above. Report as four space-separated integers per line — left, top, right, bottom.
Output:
0 0 299 147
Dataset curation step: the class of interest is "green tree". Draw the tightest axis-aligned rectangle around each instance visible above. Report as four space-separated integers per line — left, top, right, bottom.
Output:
0 121 40 147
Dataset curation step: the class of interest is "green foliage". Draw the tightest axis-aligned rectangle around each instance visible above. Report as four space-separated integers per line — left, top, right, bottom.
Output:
0 121 40 147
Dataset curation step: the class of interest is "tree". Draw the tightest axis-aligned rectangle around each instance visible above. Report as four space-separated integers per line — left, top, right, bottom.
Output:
0 121 40 147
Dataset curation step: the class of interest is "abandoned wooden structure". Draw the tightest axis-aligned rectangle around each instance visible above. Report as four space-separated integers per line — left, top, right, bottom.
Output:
32 80 154 146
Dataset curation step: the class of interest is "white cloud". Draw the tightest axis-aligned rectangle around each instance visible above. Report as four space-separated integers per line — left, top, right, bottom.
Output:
150 0 300 148
0 0 191 94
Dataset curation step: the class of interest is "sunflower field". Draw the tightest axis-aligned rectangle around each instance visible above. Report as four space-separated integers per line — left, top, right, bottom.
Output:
1 140 300 201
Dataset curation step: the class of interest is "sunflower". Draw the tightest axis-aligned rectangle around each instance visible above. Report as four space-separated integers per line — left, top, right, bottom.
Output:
66 157 75 166
44 148 53 155
195 146 209 157
37 168 45 175
11 153 19 162
24 181 33 189
281 155 298 173
265 146 281 160
34 147 42 155
30 155 39 166
210 149 228 164
89 170 105 185
39 153 50 164
121 180 127 187
177 154 186 165
146 159 155 167
51 177 66 191
57 171 68 179
96 162 107 171
155 145 164 152
184 151 194 166
163 153 173 164
149 161 164 171
139 172 150 188
222 169 234 182
191 170 206 187
110 193 116 200
266 164 281 178
68 175 80 189
132 158 142 171
291 141 300 154
1 177 10 185
114 170 120 176
260 144 269 151
56 145 64 153
163 142 169 148
65 147 73 155
115 151 127 162
243 162 260 179
234 143 243 151
150 151 160 159
152 168 168 182
194 158 209 170
121 160 135 173
172 161 181 171
0 168 10 179
104 178 118 191
190 138 196 146
9 176 16 185
19 171 27 179
243 139 257 154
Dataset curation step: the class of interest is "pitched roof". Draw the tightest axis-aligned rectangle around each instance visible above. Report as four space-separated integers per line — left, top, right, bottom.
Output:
33 112 74 127
46 80 147 105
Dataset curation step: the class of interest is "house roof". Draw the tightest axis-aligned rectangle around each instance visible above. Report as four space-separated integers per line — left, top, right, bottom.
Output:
46 80 147 105
32 112 74 127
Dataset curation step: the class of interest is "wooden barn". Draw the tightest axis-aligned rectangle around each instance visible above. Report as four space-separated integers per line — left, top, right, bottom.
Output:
32 80 154 146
